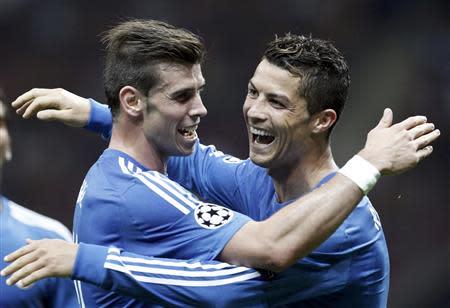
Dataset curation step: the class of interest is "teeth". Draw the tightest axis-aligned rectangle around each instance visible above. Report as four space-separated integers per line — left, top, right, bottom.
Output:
179 125 198 137
250 127 273 137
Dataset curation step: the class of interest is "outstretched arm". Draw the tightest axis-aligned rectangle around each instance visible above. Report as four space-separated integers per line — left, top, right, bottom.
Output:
12 88 91 127
2 240 264 306
219 109 438 271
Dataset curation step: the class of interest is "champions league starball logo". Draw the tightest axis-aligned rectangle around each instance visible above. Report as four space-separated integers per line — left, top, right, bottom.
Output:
194 203 233 229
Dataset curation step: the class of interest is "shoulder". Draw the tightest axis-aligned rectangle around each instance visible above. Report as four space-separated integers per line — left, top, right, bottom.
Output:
7 199 72 241
124 169 203 216
84 152 145 198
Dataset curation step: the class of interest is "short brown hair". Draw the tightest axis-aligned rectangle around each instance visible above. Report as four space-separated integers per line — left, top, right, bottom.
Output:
264 34 350 136
102 19 205 118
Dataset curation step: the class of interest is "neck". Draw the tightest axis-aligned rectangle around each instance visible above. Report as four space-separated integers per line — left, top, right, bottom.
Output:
269 143 338 203
109 118 166 173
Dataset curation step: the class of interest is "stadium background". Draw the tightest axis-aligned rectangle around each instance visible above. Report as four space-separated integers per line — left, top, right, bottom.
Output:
0 1 448 306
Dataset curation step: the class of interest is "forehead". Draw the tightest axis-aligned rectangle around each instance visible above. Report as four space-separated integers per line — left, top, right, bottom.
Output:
153 62 204 93
251 59 301 99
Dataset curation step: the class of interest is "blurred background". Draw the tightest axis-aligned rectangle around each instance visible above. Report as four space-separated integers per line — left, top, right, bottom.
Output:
0 0 448 306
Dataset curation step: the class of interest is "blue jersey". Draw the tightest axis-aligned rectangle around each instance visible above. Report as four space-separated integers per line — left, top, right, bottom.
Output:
167 143 390 307
0 196 78 308
73 148 256 307
85 99 390 307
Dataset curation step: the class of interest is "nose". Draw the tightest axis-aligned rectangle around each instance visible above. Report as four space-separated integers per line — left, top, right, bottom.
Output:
243 97 268 124
189 94 207 119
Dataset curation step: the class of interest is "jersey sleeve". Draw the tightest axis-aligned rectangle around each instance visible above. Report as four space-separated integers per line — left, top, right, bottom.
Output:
167 142 255 215
72 243 264 307
122 174 253 260
84 99 112 139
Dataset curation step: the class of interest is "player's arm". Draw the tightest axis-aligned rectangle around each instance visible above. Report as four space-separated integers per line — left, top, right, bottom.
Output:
11 88 112 135
219 109 439 271
1 239 262 306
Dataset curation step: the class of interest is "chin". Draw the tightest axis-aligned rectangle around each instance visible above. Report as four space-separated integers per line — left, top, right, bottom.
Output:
249 152 271 168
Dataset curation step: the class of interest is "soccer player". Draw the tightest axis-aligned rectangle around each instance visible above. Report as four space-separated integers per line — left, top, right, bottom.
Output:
3 20 435 303
0 96 78 307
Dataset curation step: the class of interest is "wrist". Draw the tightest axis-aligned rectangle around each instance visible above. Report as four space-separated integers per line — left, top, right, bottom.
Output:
357 149 388 174
338 155 381 195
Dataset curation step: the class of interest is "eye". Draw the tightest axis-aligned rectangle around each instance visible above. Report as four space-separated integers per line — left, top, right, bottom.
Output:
247 88 258 98
174 91 194 103
269 99 286 109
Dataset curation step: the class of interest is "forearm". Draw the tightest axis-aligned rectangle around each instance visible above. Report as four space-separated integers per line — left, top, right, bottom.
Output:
73 243 262 306
220 174 363 271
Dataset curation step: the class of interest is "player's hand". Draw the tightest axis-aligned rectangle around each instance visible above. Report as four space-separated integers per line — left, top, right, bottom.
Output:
11 88 91 127
358 108 440 175
1 239 78 288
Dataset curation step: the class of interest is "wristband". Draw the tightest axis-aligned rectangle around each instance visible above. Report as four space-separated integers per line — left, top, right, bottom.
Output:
338 155 380 195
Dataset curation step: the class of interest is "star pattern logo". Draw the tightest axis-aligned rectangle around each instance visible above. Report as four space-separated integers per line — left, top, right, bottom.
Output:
194 203 233 229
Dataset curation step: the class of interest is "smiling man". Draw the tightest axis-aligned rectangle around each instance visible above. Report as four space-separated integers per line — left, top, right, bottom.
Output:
5 27 440 307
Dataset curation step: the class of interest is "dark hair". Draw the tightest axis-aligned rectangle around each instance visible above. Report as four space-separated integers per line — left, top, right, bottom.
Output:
102 19 205 118
264 34 350 135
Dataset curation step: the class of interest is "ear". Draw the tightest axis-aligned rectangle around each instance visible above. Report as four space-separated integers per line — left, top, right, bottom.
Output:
118 86 145 117
311 109 337 134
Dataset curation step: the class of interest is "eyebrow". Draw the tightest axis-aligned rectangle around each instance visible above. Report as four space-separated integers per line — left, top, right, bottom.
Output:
170 82 206 98
249 81 291 103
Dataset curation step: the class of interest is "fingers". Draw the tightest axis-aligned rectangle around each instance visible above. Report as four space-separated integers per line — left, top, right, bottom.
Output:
17 268 49 288
12 88 64 119
416 145 434 162
376 108 393 128
15 100 33 116
408 122 435 139
22 95 62 119
395 115 427 130
414 129 441 150
3 241 34 263
5 256 45 286
11 88 51 109
1 248 39 284
36 109 71 122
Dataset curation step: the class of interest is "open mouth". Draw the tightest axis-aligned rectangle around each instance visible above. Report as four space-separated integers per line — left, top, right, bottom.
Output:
178 125 198 139
250 127 275 145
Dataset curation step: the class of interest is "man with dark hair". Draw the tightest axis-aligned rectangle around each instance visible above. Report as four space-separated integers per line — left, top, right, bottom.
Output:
102 19 205 119
4 25 439 307
0 97 78 307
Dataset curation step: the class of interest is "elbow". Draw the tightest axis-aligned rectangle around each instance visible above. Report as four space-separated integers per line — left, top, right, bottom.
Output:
259 242 295 273
265 254 293 273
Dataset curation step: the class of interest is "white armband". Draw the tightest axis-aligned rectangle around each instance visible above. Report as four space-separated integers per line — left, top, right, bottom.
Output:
338 155 381 195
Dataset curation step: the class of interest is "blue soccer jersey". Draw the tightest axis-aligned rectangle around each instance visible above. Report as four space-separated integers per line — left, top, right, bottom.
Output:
85 99 390 307
167 143 390 307
72 148 256 307
0 196 78 308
